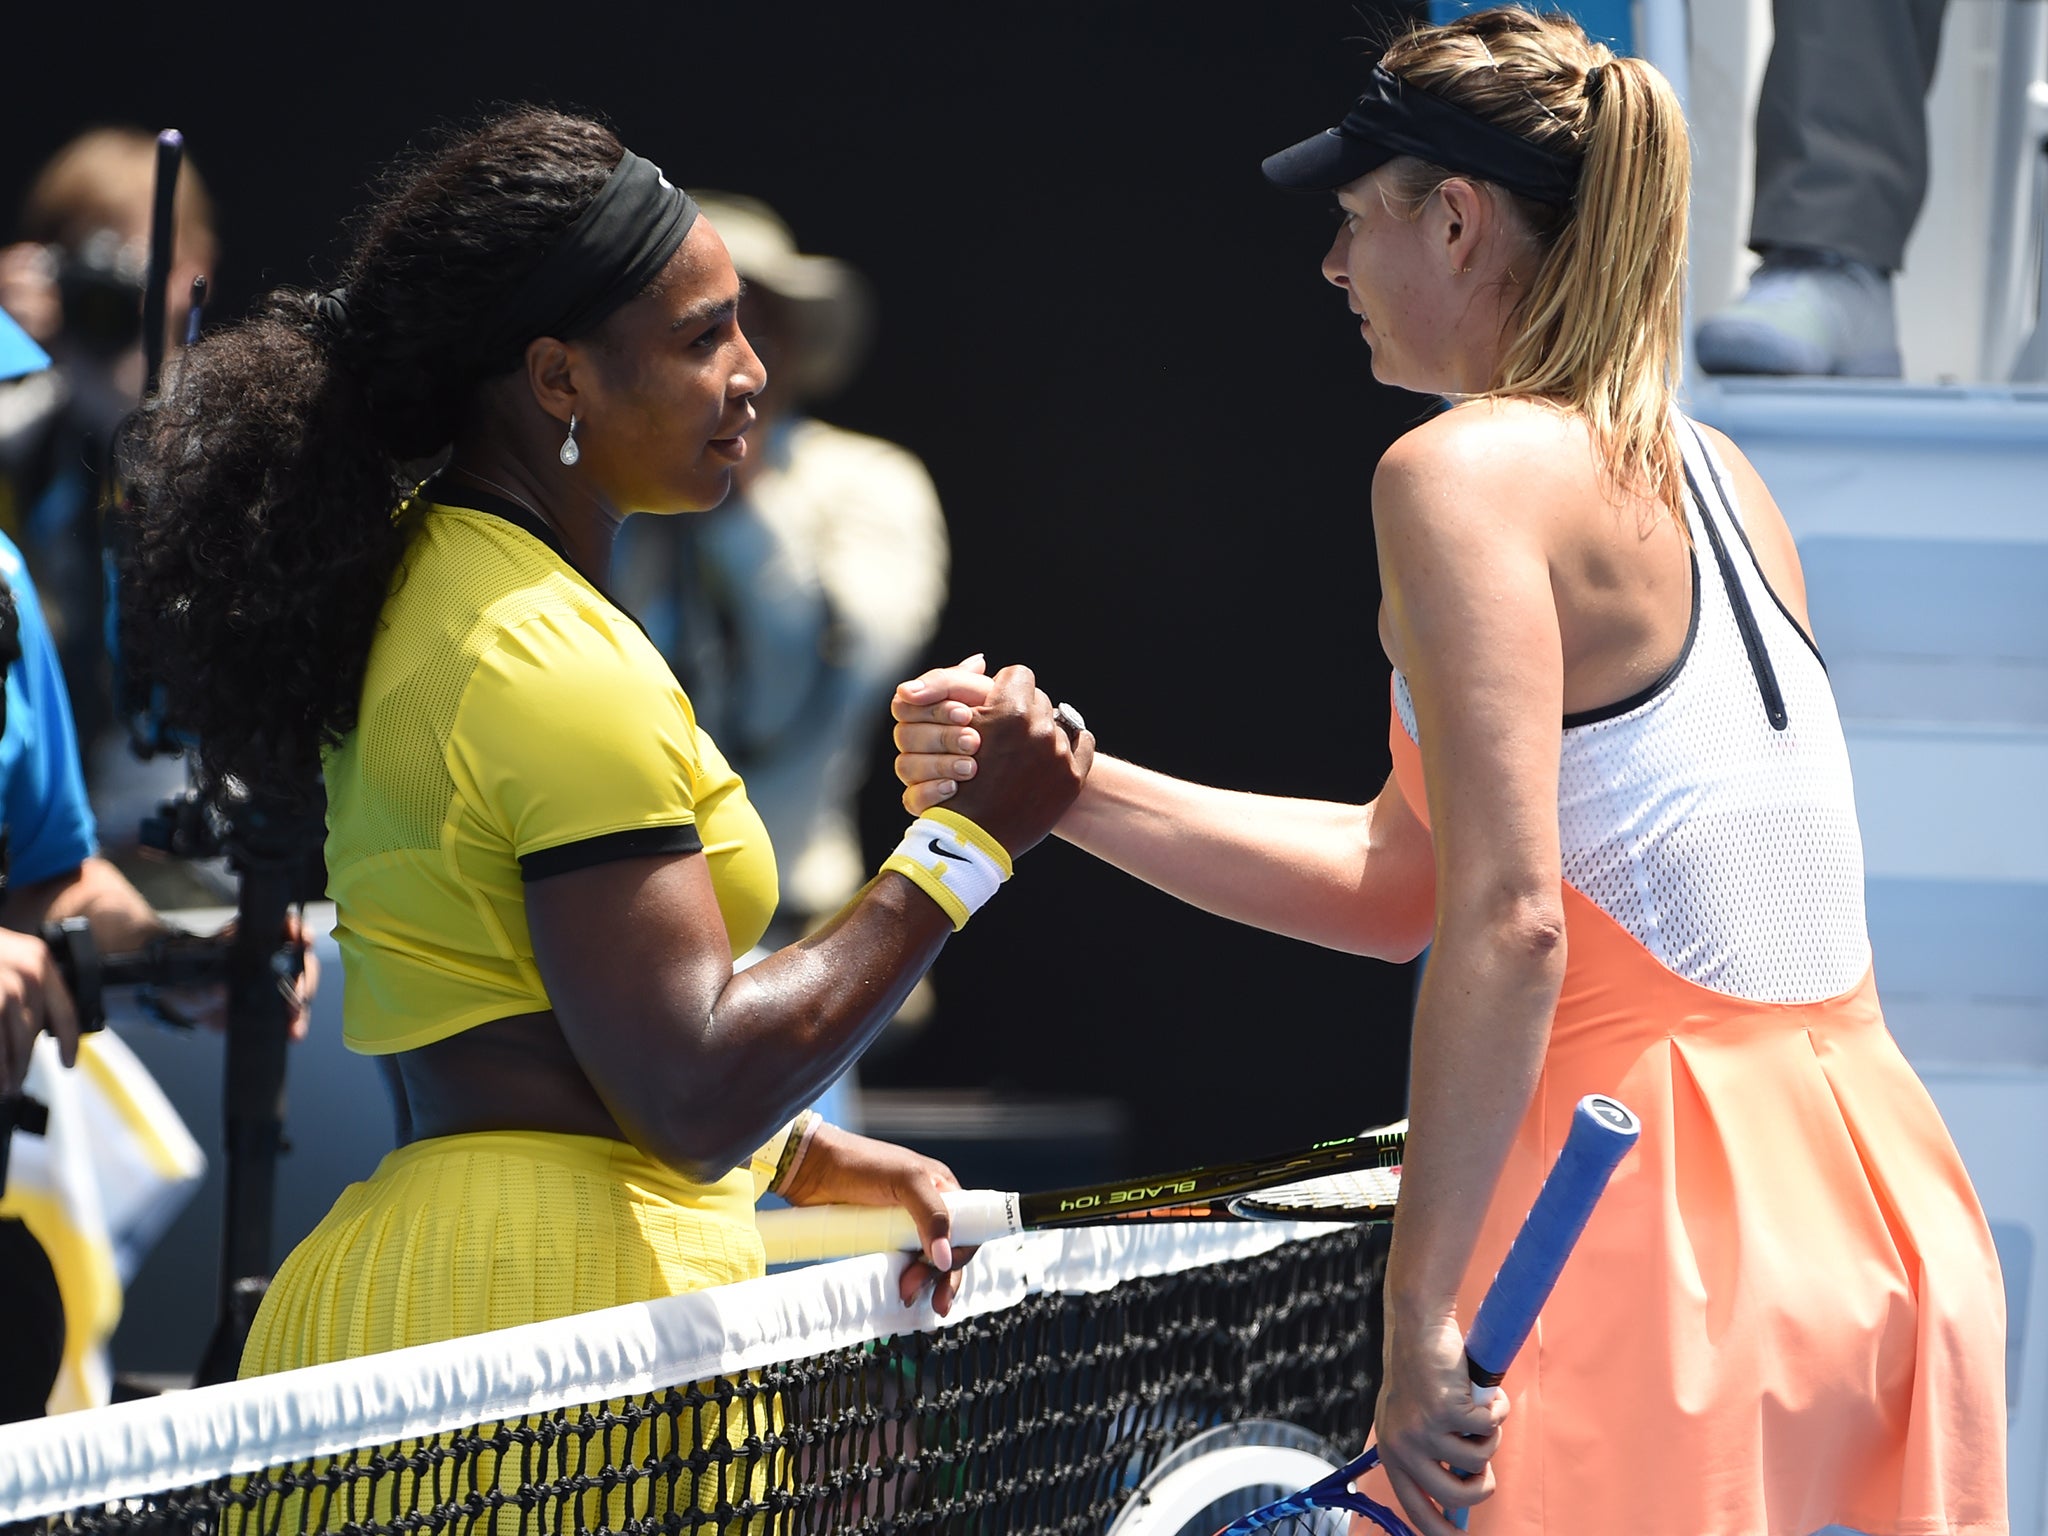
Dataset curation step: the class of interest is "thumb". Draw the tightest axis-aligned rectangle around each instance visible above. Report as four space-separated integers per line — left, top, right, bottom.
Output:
903 1180 955 1273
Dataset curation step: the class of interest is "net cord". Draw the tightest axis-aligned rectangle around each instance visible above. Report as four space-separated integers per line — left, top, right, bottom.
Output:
0 1219 1342 1523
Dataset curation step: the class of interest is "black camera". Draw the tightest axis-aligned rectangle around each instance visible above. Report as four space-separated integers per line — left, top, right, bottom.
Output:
53 229 147 358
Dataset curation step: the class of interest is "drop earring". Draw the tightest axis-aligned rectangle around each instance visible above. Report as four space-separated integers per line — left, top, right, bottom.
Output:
558 413 581 467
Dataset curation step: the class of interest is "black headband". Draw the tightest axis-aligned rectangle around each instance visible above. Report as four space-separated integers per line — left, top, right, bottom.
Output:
475 149 699 367
1261 63 1582 206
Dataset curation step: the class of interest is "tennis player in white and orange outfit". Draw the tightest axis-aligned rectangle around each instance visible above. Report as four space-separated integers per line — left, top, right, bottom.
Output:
889 8 2007 1534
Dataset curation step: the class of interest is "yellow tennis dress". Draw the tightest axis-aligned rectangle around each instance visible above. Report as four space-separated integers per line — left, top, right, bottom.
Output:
242 491 786 1377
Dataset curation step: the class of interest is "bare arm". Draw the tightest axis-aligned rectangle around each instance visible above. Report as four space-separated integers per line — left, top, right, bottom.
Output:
526 665 1086 1185
1053 755 1435 960
1365 417 1569 1535
1 854 165 953
0 857 179 1091
894 670 1436 960
527 856 949 1183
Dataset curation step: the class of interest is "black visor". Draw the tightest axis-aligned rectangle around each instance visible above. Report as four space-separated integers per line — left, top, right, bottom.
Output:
1261 63 1581 206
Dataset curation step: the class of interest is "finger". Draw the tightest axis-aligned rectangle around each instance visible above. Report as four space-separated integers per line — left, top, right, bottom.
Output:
894 659 994 712
290 943 321 1041
930 1265 964 1318
1 995 24 1095
1070 727 1095 780
891 722 981 757
902 779 958 816
1383 1462 1463 1536
892 698 981 729
898 1256 936 1309
899 1177 954 1274
1431 1427 1500 1477
895 754 977 794
39 953 80 1071
981 664 1039 711
1397 1441 1495 1514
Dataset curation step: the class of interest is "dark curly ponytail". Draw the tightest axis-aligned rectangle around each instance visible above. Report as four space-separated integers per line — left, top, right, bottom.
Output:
120 108 624 803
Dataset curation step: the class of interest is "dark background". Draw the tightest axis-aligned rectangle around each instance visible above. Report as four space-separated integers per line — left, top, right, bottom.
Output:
8 1 1433 1174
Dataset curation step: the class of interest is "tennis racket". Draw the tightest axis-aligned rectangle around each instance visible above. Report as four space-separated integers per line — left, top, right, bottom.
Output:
1213 1094 1642 1536
757 1120 1407 1265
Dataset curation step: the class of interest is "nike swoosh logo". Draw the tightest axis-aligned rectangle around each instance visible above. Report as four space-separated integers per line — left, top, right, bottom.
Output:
929 837 973 862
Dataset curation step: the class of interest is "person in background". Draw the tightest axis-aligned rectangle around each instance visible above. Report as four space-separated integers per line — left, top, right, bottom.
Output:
0 127 217 758
1694 0 1948 377
0 306 250 1421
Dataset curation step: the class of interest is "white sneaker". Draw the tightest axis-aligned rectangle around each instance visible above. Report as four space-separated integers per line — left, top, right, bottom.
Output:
1695 250 1902 378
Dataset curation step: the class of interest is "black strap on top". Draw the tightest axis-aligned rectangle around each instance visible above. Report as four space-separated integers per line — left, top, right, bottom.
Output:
1678 424 1788 732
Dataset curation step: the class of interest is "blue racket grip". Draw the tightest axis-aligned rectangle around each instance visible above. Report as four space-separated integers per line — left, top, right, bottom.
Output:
1444 1095 1638 1532
1463 1094 1640 1387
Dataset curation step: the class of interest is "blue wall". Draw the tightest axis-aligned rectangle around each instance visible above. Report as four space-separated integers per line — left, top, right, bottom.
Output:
1427 0 1635 52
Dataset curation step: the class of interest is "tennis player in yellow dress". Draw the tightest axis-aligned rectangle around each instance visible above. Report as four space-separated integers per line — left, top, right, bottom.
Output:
118 106 1092 1377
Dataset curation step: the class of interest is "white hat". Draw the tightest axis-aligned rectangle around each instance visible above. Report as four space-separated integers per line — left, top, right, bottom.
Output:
692 191 874 400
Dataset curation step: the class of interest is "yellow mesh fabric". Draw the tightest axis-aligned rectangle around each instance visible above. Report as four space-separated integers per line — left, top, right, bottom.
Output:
238 1131 774 1533
241 1131 763 1365
326 504 777 1055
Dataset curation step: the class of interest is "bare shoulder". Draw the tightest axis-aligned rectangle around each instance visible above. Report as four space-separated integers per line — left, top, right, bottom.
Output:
1373 398 1583 534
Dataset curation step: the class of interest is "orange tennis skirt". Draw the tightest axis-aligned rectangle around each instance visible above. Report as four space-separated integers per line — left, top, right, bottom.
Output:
1351 880 2007 1535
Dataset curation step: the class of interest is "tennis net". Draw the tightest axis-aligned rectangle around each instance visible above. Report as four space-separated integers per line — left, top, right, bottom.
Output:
0 1220 1385 1534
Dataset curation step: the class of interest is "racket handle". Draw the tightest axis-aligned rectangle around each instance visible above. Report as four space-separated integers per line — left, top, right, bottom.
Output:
1462 1093 1640 1387
757 1188 1024 1264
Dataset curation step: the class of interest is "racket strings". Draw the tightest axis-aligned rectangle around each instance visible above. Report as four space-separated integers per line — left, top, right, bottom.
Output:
1232 1166 1403 1219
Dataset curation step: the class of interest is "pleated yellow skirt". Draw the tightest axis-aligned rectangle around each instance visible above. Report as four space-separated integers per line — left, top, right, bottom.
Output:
243 1129 766 1374
236 1132 774 1533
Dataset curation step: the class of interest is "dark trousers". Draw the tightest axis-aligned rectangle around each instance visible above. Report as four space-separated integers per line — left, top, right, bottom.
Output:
1750 0 1950 271
0 1215 65 1421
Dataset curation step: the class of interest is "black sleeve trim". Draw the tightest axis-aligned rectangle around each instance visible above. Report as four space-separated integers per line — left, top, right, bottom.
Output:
520 824 703 882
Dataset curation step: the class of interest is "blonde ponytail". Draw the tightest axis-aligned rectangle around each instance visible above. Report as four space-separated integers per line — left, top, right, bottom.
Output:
1382 10 1693 527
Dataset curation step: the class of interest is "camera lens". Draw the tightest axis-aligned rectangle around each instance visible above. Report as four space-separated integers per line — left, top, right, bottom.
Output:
54 229 147 357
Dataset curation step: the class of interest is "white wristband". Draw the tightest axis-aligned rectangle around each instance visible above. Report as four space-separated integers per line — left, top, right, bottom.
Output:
881 806 1013 929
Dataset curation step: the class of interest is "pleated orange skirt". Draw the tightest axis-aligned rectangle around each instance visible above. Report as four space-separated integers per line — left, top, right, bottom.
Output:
1355 885 2008 1535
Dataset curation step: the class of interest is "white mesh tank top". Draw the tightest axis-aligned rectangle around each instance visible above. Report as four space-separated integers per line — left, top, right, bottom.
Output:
1393 415 1871 1004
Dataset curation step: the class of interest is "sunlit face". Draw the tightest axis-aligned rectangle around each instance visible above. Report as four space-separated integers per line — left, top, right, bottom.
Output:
1321 167 1452 393
573 218 765 514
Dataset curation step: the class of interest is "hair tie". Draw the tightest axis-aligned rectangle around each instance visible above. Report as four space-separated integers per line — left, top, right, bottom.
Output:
310 287 353 339
1584 63 1607 107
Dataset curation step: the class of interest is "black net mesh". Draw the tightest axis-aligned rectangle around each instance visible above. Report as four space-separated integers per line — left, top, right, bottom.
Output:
16 1226 1385 1536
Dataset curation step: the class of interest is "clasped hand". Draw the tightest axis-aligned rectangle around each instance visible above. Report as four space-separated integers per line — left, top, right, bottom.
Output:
892 656 1090 829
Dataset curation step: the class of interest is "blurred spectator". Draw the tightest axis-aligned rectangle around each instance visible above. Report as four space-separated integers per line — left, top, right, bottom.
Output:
1695 0 1947 377
0 127 217 754
0 306 207 1419
613 193 949 958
